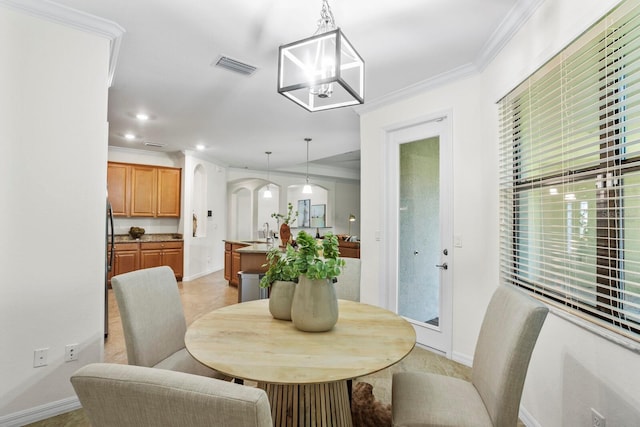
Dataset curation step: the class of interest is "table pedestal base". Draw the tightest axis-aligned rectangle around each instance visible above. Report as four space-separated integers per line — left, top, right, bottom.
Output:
258 381 353 427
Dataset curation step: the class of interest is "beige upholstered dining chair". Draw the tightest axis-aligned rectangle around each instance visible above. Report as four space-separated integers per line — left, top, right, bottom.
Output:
392 285 548 427
336 257 361 301
71 363 272 427
111 266 225 379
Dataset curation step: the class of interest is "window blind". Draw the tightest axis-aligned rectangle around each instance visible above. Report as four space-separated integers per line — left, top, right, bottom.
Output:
499 0 640 343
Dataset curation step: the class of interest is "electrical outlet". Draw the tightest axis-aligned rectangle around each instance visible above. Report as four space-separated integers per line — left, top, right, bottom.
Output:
591 408 606 427
65 344 79 362
33 348 48 367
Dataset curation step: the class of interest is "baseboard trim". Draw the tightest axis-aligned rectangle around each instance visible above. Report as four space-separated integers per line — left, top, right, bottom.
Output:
0 396 80 427
183 268 219 282
518 405 541 427
451 351 472 367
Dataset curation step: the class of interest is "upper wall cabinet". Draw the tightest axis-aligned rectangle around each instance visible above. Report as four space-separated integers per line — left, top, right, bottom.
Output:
107 162 129 216
156 167 182 217
108 162 181 218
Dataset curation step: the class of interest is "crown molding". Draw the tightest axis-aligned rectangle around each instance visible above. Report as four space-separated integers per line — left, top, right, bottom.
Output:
474 0 545 71
109 145 177 161
354 0 545 116
354 63 479 115
0 0 125 86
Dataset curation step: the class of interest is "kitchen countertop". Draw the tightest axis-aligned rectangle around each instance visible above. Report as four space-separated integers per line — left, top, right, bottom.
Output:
235 242 279 253
114 233 183 243
223 239 270 245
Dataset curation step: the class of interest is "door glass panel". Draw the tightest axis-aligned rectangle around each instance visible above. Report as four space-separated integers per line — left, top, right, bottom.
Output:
398 137 440 326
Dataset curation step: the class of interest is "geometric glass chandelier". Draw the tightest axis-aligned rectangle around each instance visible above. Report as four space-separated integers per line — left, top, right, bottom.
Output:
277 0 364 112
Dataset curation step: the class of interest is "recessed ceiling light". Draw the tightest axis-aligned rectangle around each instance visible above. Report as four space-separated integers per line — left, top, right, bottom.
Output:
124 133 136 140
196 144 205 151
136 113 149 121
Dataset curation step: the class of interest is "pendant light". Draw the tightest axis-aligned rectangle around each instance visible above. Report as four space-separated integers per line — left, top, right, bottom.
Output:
303 138 312 194
277 0 364 112
264 151 273 199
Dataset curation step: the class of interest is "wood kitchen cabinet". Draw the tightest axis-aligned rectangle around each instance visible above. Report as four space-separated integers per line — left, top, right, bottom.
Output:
108 240 184 285
224 242 232 281
107 162 129 216
156 167 181 217
231 251 242 287
224 241 250 286
130 165 156 217
107 161 181 218
107 242 140 285
140 241 184 280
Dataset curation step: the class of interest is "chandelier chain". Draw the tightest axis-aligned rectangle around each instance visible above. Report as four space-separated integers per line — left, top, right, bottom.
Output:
315 0 336 35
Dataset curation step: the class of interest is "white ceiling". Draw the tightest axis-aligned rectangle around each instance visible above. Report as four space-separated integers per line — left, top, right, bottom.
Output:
52 0 537 176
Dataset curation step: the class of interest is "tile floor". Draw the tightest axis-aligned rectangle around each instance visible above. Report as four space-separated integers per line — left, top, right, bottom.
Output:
25 270 523 426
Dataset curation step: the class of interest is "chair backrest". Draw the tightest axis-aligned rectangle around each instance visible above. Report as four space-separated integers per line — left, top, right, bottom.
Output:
471 285 548 427
111 266 186 367
335 257 361 301
71 363 273 427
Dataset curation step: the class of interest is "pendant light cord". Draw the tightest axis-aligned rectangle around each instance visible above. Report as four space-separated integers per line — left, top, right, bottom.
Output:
266 151 271 182
305 138 311 184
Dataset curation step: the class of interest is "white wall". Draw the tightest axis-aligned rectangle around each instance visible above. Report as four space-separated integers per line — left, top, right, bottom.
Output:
0 5 112 423
332 181 361 236
360 0 640 425
181 152 228 280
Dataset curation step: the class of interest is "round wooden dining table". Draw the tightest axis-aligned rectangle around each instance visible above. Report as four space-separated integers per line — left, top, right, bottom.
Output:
185 299 416 427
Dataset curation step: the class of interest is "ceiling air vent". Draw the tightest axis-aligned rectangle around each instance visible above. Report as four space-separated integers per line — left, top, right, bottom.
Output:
214 56 257 76
144 141 167 148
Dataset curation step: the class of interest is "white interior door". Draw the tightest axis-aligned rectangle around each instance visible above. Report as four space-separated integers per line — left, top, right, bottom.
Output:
384 115 452 356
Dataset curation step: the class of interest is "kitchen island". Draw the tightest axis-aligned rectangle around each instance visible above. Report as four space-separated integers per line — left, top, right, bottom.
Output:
223 240 280 286
236 242 276 271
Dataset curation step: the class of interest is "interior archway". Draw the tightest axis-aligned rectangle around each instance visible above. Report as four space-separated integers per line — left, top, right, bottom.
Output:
258 183 280 239
233 187 252 240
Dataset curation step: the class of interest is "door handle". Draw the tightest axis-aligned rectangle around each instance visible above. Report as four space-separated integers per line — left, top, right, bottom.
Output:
435 263 448 270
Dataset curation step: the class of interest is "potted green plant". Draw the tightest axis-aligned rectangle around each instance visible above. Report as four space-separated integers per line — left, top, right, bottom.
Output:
294 231 345 281
271 202 298 247
260 245 298 320
290 231 346 332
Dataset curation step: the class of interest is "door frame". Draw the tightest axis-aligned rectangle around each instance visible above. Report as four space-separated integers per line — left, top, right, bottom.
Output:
381 111 453 357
